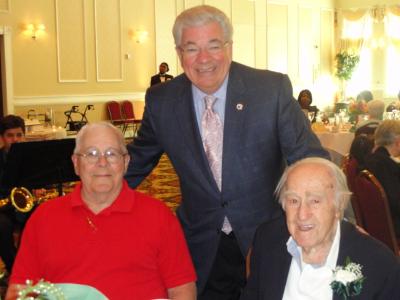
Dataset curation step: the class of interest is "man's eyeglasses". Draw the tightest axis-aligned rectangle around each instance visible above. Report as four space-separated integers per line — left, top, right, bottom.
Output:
75 148 127 164
179 41 230 58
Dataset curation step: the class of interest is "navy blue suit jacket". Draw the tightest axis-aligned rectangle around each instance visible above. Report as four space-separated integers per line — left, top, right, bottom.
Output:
241 217 400 300
125 61 328 291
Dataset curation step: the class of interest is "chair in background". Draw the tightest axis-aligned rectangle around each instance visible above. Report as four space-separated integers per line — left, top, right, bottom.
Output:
106 101 127 133
342 155 359 190
355 121 380 139
121 100 142 136
352 169 399 255
342 156 363 227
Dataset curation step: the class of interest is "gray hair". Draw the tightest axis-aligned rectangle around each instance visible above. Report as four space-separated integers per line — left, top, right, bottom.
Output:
374 120 400 147
172 5 233 47
74 122 127 154
367 99 385 120
275 157 351 219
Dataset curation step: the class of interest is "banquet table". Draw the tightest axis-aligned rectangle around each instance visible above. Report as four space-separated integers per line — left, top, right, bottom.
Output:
315 131 354 156
315 131 355 165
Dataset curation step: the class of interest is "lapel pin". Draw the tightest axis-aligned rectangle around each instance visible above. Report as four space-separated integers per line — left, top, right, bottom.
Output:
236 103 244 111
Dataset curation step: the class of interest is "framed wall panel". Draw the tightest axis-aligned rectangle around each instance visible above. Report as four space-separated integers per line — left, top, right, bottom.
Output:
184 0 203 9
94 0 123 82
0 0 10 13
254 0 267 69
320 8 334 76
155 0 178 76
298 5 314 85
266 2 288 74
206 0 231 17
232 0 255 67
55 0 87 82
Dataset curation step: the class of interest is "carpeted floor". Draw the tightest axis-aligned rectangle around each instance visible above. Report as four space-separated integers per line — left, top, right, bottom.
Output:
136 153 181 212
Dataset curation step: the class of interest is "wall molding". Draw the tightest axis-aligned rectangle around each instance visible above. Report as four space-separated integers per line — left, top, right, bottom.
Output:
13 92 145 107
94 0 123 82
55 0 88 83
0 26 14 114
0 0 10 13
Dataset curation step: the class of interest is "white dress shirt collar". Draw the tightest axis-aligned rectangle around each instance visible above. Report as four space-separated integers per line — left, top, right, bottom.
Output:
283 221 341 300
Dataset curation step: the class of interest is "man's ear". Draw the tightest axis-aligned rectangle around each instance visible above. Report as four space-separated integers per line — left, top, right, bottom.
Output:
123 153 130 173
71 154 80 176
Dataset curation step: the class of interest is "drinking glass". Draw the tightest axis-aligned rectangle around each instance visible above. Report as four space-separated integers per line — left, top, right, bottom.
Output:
307 111 315 122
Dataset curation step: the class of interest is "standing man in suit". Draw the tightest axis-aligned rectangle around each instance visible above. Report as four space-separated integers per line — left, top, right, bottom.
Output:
125 5 328 299
150 62 174 86
241 157 400 300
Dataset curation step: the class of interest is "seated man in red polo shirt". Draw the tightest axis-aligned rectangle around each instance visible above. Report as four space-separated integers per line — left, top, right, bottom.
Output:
6 122 196 300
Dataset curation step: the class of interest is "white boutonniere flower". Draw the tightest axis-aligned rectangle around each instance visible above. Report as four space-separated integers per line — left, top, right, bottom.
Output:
331 257 365 299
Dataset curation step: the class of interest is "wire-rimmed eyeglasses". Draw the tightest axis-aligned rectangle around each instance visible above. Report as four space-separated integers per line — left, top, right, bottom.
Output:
75 148 127 164
178 40 230 58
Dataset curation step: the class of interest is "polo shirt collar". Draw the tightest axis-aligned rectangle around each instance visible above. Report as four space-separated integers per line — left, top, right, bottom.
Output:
70 180 135 215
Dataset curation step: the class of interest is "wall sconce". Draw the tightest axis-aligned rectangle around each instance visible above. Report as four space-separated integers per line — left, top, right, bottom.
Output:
25 23 46 40
132 29 148 44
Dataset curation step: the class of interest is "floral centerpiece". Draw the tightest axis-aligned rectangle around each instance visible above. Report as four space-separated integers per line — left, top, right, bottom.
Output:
348 97 368 123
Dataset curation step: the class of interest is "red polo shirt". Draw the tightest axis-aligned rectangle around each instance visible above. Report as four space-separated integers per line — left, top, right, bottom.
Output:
10 181 196 299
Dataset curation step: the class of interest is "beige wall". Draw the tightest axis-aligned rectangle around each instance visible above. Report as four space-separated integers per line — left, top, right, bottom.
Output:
0 0 155 96
335 0 399 9
7 0 393 121
0 0 155 120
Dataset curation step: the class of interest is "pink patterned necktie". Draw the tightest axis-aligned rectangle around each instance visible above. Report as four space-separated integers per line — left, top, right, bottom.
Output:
201 95 232 234
202 95 223 189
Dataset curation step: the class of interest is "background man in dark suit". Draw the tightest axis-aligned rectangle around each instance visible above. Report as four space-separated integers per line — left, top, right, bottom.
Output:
150 62 174 86
125 5 328 299
242 157 400 300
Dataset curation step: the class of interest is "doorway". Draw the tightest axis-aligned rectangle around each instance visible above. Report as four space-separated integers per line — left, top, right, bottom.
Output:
0 26 14 117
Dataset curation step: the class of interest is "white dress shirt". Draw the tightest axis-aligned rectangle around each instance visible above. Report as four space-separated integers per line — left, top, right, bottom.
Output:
282 222 341 300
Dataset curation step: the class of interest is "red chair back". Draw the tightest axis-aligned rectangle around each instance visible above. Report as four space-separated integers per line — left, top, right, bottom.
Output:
121 100 135 120
342 156 364 226
106 101 125 127
353 170 399 255
342 156 358 190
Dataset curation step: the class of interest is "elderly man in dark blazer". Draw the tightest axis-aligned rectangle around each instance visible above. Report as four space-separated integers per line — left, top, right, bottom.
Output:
241 157 400 300
125 5 328 299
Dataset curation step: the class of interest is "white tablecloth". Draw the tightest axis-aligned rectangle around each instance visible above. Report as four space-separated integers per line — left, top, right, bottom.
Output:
315 131 354 156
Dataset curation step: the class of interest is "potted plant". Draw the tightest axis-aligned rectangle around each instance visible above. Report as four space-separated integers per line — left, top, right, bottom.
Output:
335 51 360 102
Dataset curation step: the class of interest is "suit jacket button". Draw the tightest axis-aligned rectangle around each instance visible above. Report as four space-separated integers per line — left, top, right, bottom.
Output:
221 201 228 207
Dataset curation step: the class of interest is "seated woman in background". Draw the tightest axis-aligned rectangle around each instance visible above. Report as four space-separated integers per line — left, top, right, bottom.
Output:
356 90 374 102
297 89 319 122
365 120 400 237
349 134 375 172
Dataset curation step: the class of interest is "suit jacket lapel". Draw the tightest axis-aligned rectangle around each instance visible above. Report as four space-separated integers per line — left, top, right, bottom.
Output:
264 222 292 300
173 76 219 188
222 63 248 181
268 250 292 300
224 63 248 150
333 221 354 300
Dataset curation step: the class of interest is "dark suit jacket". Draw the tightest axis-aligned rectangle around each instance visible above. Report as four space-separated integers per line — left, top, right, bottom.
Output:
125 61 328 291
241 217 400 300
365 146 400 237
150 73 174 86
